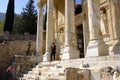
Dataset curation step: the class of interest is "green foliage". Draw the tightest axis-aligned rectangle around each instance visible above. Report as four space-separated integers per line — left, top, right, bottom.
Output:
12 14 23 34
0 19 5 34
3 0 14 34
20 0 37 35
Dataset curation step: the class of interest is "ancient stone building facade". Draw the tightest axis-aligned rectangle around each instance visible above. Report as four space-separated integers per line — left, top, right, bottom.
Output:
37 0 120 62
13 0 120 79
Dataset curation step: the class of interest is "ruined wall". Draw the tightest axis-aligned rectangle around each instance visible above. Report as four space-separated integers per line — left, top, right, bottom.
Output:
0 40 36 68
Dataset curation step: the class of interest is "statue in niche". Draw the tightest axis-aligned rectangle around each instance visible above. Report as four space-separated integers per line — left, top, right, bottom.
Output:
100 9 108 35
59 29 64 48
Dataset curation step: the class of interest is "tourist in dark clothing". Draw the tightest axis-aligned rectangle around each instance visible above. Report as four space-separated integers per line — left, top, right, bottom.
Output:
50 43 56 61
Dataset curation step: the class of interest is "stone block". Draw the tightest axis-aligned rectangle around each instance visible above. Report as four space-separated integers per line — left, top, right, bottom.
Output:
91 71 101 80
100 67 113 80
65 68 78 80
77 69 90 80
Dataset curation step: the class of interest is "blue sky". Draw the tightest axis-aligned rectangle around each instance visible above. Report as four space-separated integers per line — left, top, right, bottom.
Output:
0 0 38 14
0 0 81 14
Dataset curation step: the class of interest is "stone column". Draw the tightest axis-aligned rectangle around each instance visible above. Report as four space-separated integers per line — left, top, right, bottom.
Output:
43 0 54 61
82 0 90 55
36 3 43 62
86 0 108 57
106 6 114 41
109 0 120 55
62 0 79 59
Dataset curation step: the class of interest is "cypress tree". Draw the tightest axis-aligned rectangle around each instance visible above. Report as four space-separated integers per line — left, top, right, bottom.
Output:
3 0 14 34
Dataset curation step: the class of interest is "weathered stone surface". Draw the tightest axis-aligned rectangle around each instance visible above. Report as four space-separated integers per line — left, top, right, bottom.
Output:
100 67 113 80
0 40 36 67
65 68 78 80
77 69 90 80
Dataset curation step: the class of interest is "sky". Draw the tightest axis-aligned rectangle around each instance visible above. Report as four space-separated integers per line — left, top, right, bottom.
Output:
0 0 38 14
0 0 81 14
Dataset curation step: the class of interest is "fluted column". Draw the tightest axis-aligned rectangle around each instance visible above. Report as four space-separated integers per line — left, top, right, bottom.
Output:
109 0 120 55
62 0 79 59
43 0 54 61
86 0 108 57
36 3 43 62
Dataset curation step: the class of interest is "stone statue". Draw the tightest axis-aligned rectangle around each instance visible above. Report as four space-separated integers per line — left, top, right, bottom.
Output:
59 29 64 48
100 10 108 35
59 29 64 55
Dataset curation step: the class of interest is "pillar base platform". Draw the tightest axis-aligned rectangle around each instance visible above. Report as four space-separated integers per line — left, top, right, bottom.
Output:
86 40 108 57
109 40 120 55
43 52 50 62
61 47 79 60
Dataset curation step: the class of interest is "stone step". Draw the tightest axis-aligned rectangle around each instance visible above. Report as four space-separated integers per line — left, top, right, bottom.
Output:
20 75 66 80
23 73 40 78
81 60 120 70
20 75 39 80
38 75 66 80
27 70 40 75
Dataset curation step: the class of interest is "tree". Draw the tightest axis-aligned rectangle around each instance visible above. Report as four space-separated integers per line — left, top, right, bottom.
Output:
12 14 23 34
21 0 37 35
3 0 14 34
0 19 5 34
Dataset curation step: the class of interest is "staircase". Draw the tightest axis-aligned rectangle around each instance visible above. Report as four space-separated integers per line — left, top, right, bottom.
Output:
19 61 66 80
17 55 120 80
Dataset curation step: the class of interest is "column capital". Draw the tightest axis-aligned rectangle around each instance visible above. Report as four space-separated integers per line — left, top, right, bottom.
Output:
37 2 43 8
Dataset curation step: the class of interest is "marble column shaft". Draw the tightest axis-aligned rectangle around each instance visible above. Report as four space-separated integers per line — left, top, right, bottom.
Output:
62 0 79 59
106 6 114 41
36 4 43 62
110 0 120 39
108 0 120 55
43 0 54 61
86 0 108 57
88 0 100 40
65 0 77 47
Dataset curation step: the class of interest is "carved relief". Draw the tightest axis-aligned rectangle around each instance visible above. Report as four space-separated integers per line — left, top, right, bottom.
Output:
100 67 120 80
58 16 65 26
113 66 120 80
100 67 114 80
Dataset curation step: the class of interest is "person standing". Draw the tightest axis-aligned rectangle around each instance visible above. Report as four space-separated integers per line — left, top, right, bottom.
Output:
50 43 56 61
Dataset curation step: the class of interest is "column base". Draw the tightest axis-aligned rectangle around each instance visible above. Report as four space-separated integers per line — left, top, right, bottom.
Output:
86 40 108 57
43 52 50 62
61 47 79 60
109 40 120 55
